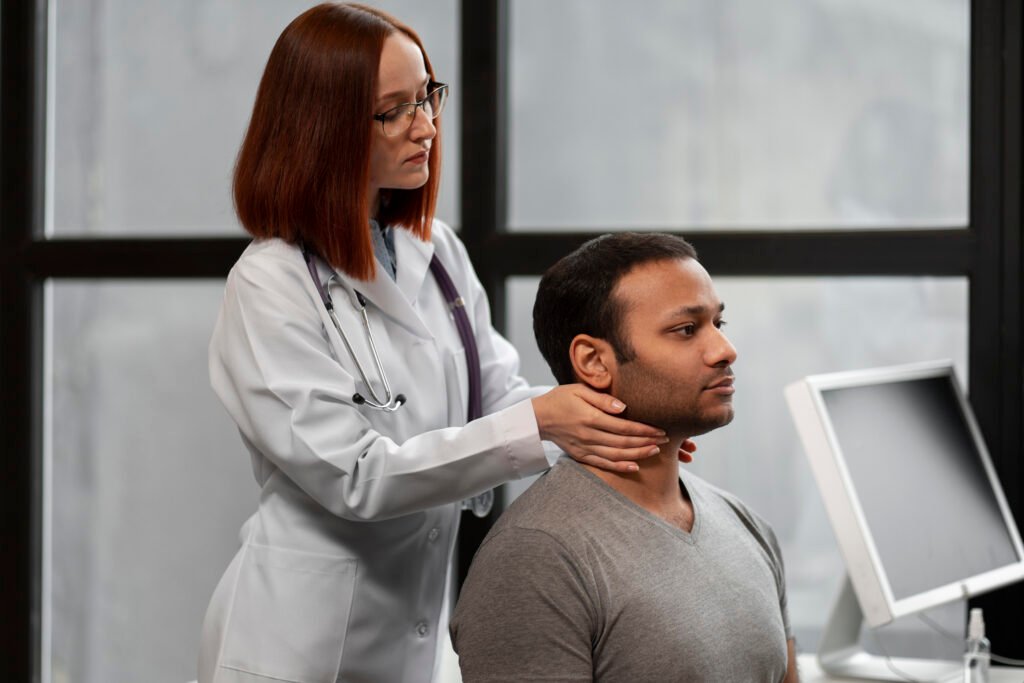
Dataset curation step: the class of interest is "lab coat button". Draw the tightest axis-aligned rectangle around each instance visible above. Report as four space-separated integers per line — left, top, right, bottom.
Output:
427 527 440 542
416 621 429 637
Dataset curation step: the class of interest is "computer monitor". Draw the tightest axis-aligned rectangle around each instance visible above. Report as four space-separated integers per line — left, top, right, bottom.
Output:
785 360 1024 681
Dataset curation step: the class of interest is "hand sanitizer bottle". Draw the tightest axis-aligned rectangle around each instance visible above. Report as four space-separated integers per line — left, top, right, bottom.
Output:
964 607 991 683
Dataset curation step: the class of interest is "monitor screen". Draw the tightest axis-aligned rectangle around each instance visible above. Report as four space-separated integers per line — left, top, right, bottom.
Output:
786 360 1024 627
820 375 1019 601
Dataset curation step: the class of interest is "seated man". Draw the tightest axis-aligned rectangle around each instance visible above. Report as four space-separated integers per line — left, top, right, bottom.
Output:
450 233 797 682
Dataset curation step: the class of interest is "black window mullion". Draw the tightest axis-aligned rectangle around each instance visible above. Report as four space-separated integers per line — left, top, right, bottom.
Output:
459 0 508 256
968 0 1024 654
24 238 248 279
458 0 510 587
1 0 48 680
474 229 975 279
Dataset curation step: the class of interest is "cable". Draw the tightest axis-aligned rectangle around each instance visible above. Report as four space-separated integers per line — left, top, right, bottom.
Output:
917 612 1024 667
991 653 1024 666
916 612 961 642
867 629 925 683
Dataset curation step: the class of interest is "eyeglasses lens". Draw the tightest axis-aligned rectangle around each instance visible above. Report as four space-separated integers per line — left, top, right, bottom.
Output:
381 86 447 136
427 87 446 119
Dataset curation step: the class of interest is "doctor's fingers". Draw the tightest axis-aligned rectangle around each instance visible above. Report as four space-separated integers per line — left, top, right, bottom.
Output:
549 424 664 461
532 385 665 443
572 387 667 436
573 432 667 458
573 421 667 454
569 450 653 474
581 410 669 441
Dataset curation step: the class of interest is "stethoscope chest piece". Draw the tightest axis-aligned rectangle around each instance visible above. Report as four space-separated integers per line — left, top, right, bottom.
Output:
303 245 406 412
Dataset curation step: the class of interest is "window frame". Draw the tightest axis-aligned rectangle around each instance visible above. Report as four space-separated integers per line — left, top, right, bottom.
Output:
1 0 1020 677
456 0 1023 654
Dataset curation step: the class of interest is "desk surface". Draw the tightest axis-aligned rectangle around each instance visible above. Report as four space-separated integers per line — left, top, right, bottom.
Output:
797 654 1023 682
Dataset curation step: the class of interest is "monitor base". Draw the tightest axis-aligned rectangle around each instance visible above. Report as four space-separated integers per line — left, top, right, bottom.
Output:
819 576 961 683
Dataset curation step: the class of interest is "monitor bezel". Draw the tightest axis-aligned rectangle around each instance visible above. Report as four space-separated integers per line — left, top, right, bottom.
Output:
788 359 1024 626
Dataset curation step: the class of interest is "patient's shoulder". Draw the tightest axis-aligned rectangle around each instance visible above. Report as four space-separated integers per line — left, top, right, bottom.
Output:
489 458 601 537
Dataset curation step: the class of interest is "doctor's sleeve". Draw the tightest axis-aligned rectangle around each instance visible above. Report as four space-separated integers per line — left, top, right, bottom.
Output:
209 254 550 521
450 527 595 682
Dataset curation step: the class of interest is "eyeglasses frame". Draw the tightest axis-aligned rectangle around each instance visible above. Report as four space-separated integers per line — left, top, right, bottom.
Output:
372 82 449 137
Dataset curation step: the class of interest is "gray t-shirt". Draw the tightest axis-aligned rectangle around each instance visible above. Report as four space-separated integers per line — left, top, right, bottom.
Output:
451 458 792 682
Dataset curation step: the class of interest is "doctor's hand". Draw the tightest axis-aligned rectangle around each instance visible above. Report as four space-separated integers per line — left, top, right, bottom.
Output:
679 438 697 464
531 384 670 473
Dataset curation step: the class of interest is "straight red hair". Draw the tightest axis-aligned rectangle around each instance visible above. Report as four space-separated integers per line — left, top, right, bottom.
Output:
233 3 440 280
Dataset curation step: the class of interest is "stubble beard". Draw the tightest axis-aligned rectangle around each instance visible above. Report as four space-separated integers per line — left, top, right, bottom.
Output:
616 362 735 439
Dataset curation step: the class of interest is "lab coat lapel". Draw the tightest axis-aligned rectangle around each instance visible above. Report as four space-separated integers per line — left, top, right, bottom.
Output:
333 229 434 340
394 227 435 306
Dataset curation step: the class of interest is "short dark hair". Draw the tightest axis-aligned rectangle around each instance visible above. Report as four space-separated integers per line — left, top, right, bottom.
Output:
533 233 698 385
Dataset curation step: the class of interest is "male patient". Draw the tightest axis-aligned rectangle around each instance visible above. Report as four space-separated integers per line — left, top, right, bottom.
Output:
450 233 797 682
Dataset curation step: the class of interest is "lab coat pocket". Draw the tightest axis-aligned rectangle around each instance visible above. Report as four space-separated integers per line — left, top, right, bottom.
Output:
219 544 357 683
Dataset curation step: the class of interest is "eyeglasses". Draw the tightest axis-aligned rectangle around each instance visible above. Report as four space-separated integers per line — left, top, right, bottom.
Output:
372 82 448 137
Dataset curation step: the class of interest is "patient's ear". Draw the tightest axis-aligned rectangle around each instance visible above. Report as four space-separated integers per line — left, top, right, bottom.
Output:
569 334 616 390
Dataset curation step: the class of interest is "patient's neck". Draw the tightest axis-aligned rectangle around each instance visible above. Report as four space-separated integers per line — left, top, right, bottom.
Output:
582 436 689 513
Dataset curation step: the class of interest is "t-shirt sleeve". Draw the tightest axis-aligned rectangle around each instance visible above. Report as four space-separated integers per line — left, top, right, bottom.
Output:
720 491 794 642
450 527 595 682
740 507 793 642
761 521 793 641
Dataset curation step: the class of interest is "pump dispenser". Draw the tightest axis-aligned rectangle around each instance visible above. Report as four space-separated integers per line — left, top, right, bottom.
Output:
964 607 991 683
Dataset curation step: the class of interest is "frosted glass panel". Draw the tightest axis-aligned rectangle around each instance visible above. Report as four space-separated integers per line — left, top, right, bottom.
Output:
47 281 255 682
52 0 460 236
509 0 968 230
506 275 968 652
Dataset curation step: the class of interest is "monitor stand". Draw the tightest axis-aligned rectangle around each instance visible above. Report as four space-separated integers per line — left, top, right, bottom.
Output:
818 576 961 682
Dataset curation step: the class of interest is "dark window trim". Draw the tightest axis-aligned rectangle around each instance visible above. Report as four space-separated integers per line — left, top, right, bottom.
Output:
458 0 1023 654
1 1 48 679
470 229 976 278
21 238 249 278
1 0 1020 677
967 0 1024 646
457 0 512 583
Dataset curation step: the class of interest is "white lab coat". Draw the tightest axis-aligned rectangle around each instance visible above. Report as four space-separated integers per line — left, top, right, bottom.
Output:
197 221 551 683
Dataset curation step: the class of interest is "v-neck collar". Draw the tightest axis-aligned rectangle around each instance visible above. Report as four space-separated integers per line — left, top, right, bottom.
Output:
568 460 702 545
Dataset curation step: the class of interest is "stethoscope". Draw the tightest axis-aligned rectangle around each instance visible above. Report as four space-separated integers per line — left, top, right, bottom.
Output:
303 247 407 412
302 244 493 516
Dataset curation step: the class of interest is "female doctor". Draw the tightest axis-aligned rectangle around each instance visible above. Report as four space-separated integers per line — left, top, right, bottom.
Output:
198 4 690 682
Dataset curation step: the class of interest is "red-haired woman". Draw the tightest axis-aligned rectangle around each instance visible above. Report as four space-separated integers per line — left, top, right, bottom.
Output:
197 4 684 682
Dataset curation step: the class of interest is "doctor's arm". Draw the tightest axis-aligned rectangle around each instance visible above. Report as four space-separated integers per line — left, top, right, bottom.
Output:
211 257 553 521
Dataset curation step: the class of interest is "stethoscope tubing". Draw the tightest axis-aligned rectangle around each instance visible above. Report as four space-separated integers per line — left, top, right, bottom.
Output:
329 304 406 411
303 246 405 411
301 243 493 517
